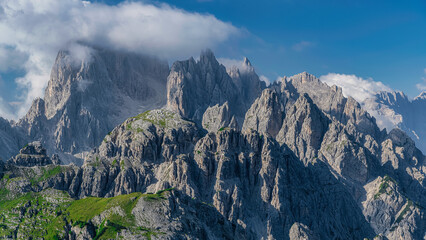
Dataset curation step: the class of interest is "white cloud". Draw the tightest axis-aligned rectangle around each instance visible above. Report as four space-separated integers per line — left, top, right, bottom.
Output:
0 0 240 119
218 58 243 68
218 58 277 86
218 58 252 73
0 46 27 71
320 73 398 131
259 75 271 86
292 41 315 52
416 68 426 91
417 82 426 91
319 73 392 102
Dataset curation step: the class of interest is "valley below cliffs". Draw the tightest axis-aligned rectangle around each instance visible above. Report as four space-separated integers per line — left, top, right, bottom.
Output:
0 48 424 240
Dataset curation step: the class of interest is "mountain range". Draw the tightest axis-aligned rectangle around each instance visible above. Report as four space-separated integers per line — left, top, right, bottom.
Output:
362 91 426 154
0 47 424 239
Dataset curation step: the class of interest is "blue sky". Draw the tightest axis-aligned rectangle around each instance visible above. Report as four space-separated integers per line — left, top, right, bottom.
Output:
0 0 425 119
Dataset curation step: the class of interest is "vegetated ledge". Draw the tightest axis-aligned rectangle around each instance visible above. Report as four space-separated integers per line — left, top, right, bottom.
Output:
129 109 194 130
0 187 174 239
374 175 396 200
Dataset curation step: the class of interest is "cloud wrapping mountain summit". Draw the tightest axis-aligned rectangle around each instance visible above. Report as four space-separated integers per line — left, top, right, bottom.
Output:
0 0 240 119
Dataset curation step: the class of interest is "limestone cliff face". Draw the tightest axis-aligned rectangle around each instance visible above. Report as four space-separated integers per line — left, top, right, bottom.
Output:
0 117 27 161
242 86 286 138
202 102 238 132
17 47 170 163
167 50 263 127
167 50 241 122
227 57 266 110
7 141 60 167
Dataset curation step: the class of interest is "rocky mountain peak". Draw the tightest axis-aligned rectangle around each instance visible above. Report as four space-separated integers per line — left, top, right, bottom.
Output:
199 48 219 67
290 71 320 84
167 50 263 125
6 141 60 167
376 91 409 106
243 57 252 67
242 87 286 137
414 91 426 101
15 46 170 163
18 141 45 155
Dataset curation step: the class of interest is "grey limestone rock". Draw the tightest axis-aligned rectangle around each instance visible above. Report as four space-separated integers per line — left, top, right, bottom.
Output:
166 49 243 124
167 50 263 128
202 102 238 132
242 87 286 138
227 57 266 110
289 223 319 240
6 141 59 167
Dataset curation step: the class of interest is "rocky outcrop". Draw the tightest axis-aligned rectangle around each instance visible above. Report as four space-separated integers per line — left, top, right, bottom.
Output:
289 223 319 240
167 50 263 126
242 87 286 138
362 175 425 240
202 102 238 132
227 57 266 109
277 93 329 163
6 141 60 167
167 50 242 124
286 72 383 139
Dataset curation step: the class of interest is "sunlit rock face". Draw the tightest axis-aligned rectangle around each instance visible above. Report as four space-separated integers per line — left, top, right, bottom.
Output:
167 49 264 127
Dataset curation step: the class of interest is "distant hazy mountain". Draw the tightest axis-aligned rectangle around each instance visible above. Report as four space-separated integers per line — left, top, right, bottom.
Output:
363 91 426 153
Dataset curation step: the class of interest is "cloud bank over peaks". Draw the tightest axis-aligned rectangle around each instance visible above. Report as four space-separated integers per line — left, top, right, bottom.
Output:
0 0 241 120
319 73 392 102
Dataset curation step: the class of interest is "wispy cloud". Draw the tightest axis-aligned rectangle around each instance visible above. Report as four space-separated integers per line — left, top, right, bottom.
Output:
0 0 241 119
258 75 269 85
416 68 426 91
320 73 392 102
292 41 315 52
218 57 253 73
